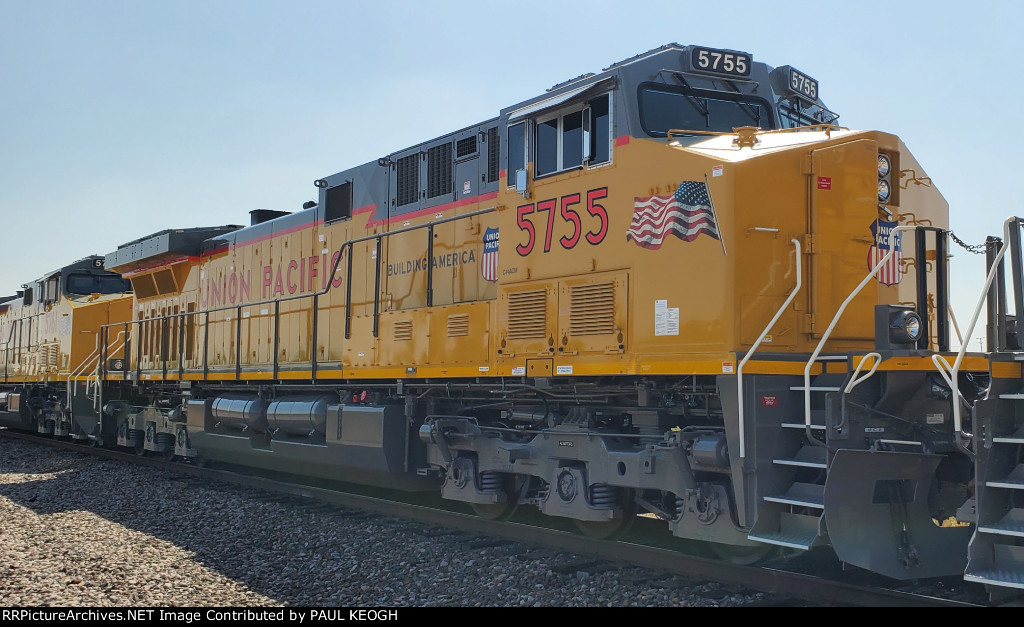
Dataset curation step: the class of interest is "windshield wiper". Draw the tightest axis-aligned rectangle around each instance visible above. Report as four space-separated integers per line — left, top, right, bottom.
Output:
671 72 709 123
725 80 762 126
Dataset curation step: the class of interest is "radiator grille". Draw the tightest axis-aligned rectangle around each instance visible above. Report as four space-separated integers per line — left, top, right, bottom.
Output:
427 143 452 199
569 282 615 336
393 319 413 341
507 290 547 340
396 154 419 207
456 136 477 158
447 313 470 338
486 127 499 183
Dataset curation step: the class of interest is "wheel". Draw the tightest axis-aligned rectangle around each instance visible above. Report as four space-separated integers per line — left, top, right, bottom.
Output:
707 542 778 566
573 488 637 540
162 446 176 462
133 434 146 456
469 474 525 521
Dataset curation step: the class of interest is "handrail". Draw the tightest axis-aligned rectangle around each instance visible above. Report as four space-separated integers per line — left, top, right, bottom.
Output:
666 124 850 145
100 207 497 378
68 331 125 409
88 336 126 411
933 216 1022 455
0 312 43 383
67 333 101 407
832 352 882 433
736 238 802 458
803 225 913 437
844 352 882 395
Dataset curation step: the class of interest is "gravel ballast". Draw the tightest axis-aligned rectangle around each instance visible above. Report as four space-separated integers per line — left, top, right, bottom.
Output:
0 437 782 607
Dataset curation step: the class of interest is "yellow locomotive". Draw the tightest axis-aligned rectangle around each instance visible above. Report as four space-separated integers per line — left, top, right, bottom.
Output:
0 256 132 440
7 43 1024 598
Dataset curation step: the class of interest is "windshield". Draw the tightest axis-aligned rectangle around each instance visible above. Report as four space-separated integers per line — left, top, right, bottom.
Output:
777 100 840 129
65 273 131 295
638 84 774 137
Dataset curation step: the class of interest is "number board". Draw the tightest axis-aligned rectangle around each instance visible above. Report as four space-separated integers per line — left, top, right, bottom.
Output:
786 67 818 101
689 46 752 78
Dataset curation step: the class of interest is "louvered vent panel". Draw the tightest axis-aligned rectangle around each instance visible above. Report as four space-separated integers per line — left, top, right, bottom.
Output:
507 290 547 340
427 143 452 199
569 282 616 336
396 154 419 206
47 345 57 368
456 136 477 158
447 314 470 338
486 127 499 183
393 319 413 341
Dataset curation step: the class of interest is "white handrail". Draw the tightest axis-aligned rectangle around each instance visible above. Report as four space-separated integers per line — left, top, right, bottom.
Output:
66 334 101 408
933 216 1020 447
804 225 913 432
737 239 802 458
844 352 882 394
67 331 125 409
87 337 126 411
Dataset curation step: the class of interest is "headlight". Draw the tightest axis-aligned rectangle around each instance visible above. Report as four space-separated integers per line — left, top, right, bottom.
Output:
877 154 891 177
890 310 923 345
878 179 891 203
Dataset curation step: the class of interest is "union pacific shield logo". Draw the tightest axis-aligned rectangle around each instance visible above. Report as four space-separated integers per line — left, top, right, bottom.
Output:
868 219 903 286
481 227 498 282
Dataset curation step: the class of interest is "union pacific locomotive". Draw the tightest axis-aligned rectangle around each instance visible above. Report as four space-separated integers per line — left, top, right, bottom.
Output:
4 43 1023 599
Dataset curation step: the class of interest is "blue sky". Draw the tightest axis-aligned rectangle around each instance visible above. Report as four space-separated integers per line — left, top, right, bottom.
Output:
1 0 1019 348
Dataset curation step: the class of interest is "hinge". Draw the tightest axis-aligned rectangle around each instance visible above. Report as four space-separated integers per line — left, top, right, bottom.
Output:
804 313 817 334
802 233 815 254
802 153 814 175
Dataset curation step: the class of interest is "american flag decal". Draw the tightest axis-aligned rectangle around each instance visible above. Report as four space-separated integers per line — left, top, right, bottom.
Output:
481 227 498 282
627 181 720 250
867 219 903 286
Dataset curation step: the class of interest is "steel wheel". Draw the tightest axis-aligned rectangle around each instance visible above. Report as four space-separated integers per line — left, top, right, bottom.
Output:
573 489 637 540
707 542 778 565
469 474 525 521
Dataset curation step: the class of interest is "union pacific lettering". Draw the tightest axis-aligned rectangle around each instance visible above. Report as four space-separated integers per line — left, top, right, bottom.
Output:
200 251 345 308
388 249 476 277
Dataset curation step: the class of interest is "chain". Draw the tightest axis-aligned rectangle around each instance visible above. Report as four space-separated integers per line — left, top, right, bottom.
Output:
949 231 989 255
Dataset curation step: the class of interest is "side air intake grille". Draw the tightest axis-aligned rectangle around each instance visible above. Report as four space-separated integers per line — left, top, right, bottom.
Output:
456 136 477 158
486 127 499 183
393 319 413 341
427 143 452 199
507 290 547 340
396 154 419 207
569 282 615 336
447 314 470 338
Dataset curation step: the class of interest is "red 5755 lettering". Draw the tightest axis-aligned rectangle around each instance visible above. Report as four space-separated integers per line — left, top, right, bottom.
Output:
515 187 609 256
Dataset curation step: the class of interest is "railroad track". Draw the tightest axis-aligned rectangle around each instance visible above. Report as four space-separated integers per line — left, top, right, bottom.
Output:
0 428 991 608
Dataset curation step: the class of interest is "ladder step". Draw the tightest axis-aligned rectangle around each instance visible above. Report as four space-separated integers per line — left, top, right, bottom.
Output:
993 424 1024 444
789 386 841 392
979 509 1024 538
764 482 824 509
964 571 1024 589
987 464 1024 490
999 393 1024 400
781 423 826 430
814 355 848 361
747 531 818 550
748 512 824 550
773 445 827 469
965 544 1024 590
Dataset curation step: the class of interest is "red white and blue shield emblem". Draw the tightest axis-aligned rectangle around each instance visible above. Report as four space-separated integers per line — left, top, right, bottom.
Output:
481 227 498 282
868 219 903 286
